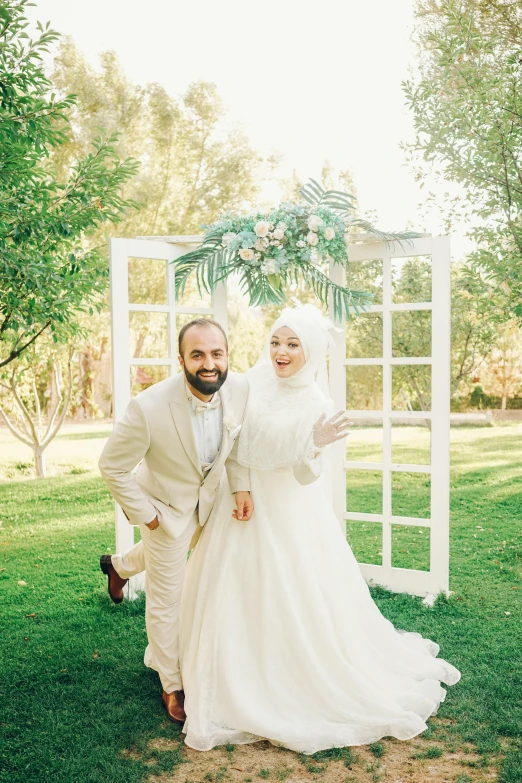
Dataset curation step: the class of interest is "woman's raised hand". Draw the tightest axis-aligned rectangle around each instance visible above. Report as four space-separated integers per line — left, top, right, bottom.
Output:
312 412 350 449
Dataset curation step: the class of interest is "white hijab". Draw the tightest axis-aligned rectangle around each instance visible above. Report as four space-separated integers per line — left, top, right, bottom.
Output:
237 302 336 471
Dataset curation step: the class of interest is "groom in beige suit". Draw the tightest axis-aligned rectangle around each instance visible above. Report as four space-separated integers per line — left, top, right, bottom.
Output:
98 318 253 723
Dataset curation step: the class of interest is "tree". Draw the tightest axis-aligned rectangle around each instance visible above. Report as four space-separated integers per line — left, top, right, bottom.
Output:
479 320 522 409
0 339 74 476
0 1 139 369
44 39 269 405
404 0 522 320
49 38 265 238
450 262 497 405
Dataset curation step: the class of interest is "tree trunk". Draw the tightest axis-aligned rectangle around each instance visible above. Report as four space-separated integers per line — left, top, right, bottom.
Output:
79 347 96 418
34 448 46 478
49 361 63 415
501 392 508 410
134 332 146 359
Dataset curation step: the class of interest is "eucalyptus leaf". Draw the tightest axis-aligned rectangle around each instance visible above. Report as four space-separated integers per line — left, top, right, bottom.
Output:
172 178 417 318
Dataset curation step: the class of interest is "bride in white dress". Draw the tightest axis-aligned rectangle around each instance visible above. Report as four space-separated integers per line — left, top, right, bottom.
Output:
179 303 460 754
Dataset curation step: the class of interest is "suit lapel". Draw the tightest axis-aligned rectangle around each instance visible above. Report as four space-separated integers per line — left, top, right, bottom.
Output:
219 381 235 454
220 383 232 437
203 381 233 481
168 375 203 477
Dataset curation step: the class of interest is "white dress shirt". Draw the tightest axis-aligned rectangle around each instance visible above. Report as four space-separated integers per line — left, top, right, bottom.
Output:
186 385 223 471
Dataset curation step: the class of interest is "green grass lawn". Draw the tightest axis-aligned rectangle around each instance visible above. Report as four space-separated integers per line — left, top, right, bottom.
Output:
1 423 521 782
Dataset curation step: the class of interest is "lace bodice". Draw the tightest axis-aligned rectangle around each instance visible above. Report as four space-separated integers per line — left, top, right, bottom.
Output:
237 372 330 471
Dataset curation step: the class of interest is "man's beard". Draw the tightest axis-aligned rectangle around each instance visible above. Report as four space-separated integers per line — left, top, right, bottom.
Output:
183 365 228 396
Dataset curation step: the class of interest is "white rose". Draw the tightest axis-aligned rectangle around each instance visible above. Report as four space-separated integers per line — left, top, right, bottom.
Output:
273 228 285 240
307 215 324 232
239 248 255 261
254 237 269 251
265 258 278 275
254 221 270 237
277 222 287 231
307 231 319 246
324 227 336 241
221 231 238 247
223 416 238 433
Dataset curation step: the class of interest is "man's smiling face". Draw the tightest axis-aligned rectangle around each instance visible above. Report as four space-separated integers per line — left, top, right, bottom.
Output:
178 324 229 398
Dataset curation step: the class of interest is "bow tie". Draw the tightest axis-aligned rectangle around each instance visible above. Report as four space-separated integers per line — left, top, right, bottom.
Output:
193 395 221 415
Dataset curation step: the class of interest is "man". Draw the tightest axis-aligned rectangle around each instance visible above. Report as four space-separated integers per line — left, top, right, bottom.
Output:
98 318 253 723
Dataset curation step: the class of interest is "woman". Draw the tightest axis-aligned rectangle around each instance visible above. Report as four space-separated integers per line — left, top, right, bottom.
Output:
179 303 460 754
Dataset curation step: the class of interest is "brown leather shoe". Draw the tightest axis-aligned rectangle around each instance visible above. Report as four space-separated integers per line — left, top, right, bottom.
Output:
99 554 128 604
162 690 186 723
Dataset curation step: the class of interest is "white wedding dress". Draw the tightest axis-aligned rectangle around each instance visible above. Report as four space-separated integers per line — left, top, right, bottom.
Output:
179 307 461 754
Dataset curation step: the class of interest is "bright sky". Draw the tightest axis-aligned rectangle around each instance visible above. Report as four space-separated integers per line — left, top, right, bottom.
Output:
28 0 469 255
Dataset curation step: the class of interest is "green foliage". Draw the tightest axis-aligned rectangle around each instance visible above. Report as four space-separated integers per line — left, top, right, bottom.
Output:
450 263 497 397
0 1 139 368
368 742 385 758
411 745 443 759
309 747 354 764
42 38 267 392
404 0 522 321
274 766 293 781
50 39 265 238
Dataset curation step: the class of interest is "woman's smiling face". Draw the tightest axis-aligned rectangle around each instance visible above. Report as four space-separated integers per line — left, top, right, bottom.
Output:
270 327 306 378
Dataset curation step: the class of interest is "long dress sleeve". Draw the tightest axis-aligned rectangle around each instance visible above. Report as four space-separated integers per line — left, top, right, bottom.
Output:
292 433 325 485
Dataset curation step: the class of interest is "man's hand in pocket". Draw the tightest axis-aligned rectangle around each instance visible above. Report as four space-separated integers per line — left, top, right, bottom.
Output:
146 515 160 530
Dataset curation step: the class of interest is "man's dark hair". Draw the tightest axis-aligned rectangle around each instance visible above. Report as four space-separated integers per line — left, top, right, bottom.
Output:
178 318 229 356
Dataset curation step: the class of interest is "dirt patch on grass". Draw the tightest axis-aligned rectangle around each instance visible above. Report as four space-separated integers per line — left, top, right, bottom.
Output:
139 728 499 783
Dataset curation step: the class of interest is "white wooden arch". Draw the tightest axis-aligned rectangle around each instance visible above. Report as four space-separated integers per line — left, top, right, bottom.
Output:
108 234 451 601
329 235 451 600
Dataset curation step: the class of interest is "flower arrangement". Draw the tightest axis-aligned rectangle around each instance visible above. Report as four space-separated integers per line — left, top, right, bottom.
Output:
173 180 417 320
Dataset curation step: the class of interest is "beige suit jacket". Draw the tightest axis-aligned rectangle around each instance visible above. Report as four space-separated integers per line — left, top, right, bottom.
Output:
98 371 250 539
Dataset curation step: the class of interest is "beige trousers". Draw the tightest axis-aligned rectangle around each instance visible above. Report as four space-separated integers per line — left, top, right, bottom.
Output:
113 513 198 693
